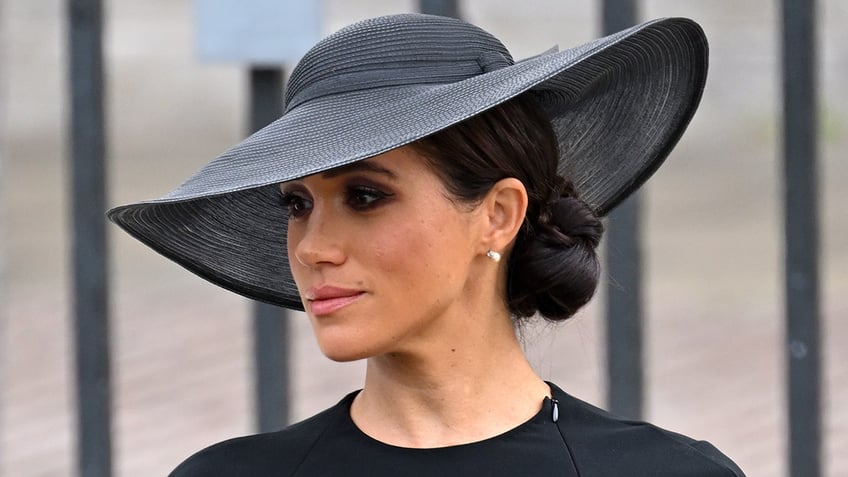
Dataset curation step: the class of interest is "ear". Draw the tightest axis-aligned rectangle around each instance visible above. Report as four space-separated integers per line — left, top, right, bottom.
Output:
479 178 528 255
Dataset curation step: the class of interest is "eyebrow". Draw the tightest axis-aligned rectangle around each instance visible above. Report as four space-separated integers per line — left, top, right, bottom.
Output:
321 160 397 180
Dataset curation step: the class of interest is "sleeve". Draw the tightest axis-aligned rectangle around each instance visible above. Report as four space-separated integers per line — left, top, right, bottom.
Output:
551 384 746 477
168 434 300 476
168 399 345 476
690 440 747 477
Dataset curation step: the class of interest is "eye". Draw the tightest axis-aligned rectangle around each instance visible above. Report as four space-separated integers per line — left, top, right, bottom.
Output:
279 191 312 219
345 185 392 211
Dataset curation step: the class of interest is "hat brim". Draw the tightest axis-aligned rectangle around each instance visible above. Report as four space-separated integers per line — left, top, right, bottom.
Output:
108 17 708 310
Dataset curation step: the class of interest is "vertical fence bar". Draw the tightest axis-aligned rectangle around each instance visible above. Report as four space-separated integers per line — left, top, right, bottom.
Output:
250 68 291 432
418 0 460 18
781 1 822 476
68 0 112 475
0 3 6 459
601 0 642 420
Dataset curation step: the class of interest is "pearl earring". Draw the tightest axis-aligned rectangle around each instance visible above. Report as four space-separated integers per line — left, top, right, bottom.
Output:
486 250 501 262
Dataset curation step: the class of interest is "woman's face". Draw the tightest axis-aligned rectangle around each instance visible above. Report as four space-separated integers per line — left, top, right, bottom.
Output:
280 146 488 362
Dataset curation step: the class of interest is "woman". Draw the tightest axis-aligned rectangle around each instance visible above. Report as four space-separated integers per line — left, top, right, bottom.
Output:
110 13 745 476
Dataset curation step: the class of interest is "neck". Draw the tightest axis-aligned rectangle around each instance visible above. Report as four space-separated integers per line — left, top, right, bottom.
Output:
351 313 550 448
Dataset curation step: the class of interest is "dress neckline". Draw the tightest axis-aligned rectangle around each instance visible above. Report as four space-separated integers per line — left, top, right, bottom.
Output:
339 391 557 451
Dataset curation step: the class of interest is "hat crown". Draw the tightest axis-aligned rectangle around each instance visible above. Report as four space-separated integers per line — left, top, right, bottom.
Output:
285 13 514 111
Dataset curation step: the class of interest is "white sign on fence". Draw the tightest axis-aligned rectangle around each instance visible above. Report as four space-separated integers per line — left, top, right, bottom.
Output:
196 0 321 65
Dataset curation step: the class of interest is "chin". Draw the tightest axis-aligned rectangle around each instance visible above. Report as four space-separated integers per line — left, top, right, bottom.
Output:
316 336 379 363
320 347 373 363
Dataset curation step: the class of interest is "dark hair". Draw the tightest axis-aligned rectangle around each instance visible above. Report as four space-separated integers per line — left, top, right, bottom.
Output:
411 94 604 323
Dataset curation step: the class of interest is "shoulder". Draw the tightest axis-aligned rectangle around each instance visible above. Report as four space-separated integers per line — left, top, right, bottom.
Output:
168 393 353 477
550 383 745 477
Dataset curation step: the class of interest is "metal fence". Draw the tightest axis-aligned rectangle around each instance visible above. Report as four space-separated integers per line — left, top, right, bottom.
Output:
65 0 822 475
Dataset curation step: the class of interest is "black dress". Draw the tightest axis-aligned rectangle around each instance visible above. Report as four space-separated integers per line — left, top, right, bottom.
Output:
170 383 745 476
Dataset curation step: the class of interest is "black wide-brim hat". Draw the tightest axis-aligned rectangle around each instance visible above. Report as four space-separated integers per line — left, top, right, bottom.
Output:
108 13 708 310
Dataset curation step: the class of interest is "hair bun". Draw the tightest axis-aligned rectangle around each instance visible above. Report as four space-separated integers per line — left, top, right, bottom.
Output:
507 195 604 323
548 196 603 248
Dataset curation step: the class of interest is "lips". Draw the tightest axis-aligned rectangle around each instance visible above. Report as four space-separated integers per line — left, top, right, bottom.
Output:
305 285 365 316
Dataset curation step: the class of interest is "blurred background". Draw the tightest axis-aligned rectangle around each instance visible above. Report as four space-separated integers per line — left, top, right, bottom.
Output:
1 0 846 475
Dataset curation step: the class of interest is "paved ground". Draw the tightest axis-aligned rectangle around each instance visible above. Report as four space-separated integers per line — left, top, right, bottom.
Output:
2 0 847 476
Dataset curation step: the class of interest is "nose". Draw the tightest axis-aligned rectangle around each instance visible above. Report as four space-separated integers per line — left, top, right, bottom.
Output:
290 206 346 269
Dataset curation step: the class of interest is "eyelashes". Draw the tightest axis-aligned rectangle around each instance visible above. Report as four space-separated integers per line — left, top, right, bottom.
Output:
279 191 312 219
345 185 393 211
278 185 394 219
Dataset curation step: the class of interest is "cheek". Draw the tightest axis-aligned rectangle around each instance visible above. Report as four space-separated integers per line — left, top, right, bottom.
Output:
365 228 417 275
371 219 462 291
